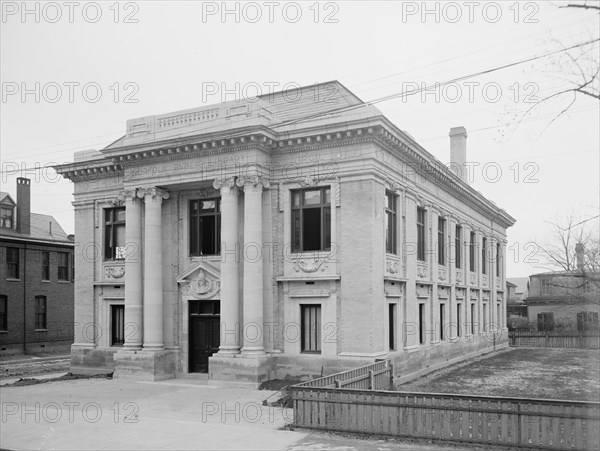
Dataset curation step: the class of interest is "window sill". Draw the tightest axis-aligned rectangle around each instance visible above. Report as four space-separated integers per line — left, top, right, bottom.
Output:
57 280 71 284
41 280 50 283
300 351 322 355
0 330 8 334
5 278 21 282
35 329 48 332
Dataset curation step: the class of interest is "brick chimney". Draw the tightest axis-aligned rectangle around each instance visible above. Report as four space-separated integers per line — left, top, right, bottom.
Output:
449 126 467 182
16 177 31 235
575 243 585 271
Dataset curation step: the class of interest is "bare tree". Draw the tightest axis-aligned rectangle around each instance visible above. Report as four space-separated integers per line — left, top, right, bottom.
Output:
533 213 600 303
502 1 599 137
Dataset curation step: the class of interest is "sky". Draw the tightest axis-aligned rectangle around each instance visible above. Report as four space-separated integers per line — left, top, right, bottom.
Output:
1 0 599 277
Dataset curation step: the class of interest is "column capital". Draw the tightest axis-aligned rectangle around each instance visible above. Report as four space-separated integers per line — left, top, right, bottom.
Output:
213 177 237 191
236 176 270 191
138 186 169 200
117 188 139 203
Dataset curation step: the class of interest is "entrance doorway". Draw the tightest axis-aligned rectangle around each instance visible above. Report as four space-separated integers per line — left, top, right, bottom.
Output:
189 300 220 373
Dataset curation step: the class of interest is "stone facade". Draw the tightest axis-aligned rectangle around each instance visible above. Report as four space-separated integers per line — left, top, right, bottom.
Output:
55 81 515 385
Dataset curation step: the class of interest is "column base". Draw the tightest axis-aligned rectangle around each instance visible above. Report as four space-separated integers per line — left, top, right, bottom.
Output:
208 354 275 386
113 349 178 381
240 346 266 356
217 346 241 355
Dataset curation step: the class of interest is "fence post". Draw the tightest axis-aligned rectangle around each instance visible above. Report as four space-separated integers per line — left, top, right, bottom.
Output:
517 402 522 445
335 379 341 388
369 370 374 389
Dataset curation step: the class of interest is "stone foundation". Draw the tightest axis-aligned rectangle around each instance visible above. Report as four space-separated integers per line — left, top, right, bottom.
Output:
70 345 116 375
113 349 179 381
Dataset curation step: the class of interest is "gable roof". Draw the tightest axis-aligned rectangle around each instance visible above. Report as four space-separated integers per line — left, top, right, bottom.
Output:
0 191 16 205
507 277 529 294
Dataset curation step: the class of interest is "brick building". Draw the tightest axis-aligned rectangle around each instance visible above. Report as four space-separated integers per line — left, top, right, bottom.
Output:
55 81 515 384
0 178 75 355
526 245 599 331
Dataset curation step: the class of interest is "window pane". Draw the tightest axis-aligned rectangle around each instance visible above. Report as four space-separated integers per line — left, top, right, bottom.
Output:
303 190 321 205
292 192 301 207
302 208 321 251
292 209 301 251
116 209 126 222
324 188 331 205
201 200 216 211
323 206 331 250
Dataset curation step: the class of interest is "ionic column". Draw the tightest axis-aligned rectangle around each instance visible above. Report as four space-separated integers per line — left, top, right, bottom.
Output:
122 189 143 349
213 177 240 354
140 187 169 351
237 176 269 355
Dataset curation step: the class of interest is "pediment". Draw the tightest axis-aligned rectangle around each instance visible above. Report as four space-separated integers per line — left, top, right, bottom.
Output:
177 262 221 300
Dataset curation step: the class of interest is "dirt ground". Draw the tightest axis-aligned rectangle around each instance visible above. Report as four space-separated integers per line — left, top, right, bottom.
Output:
397 347 600 401
0 354 70 379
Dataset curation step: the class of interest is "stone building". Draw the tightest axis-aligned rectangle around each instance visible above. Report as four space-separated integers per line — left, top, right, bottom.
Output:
0 178 75 355
55 81 515 384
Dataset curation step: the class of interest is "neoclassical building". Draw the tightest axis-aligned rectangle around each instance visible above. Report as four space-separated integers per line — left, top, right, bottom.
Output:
56 81 515 384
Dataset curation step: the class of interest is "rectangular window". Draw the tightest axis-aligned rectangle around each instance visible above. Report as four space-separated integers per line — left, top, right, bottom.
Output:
417 208 426 262
439 303 445 341
0 295 7 331
541 279 551 295
6 247 19 279
389 303 396 350
35 296 47 330
104 207 126 260
111 305 125 346
470 303 475 335
385 191 397 254
57 252 69 281
482 237 487 275
42 251 50 281
1 207 14 228
497 303 501 329
537 312 554 332
469 232 476 272
583 282 591 294
496 243 501 277
438 218 446 265
455 225 462 269
456 303 462 337
419 303 426 344
301 304 321 353
577 312 599 331
190 198 221 256
482 303 488 331
292 187 331 252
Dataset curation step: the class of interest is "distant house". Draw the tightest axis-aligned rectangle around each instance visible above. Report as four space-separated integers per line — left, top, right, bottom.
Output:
0 178 75 355
525 246 599 331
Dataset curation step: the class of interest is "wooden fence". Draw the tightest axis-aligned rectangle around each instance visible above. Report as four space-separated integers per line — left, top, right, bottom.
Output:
291 388 600 450
293 360 393 390
509 330 600 349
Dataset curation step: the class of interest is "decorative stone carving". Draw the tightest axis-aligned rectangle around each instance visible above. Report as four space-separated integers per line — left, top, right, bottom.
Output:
293 257 328 273
105 265 125 279
386 259 399 275
137 186 169 200
416 284 430 298
236 175 270 190
456 271 463 285
417 263 428 279
213 177 237 191
496 279 501 289
185 269 221 299
438 267 447 281
469 273 476 286
482 274 489 287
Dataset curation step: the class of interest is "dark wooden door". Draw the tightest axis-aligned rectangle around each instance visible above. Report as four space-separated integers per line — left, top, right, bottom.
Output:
189 301 220 373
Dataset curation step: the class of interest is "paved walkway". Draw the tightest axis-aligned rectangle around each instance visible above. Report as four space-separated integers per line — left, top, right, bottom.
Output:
0 376 465 450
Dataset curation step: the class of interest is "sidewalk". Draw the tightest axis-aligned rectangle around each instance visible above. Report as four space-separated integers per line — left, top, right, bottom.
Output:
0 377 470 450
